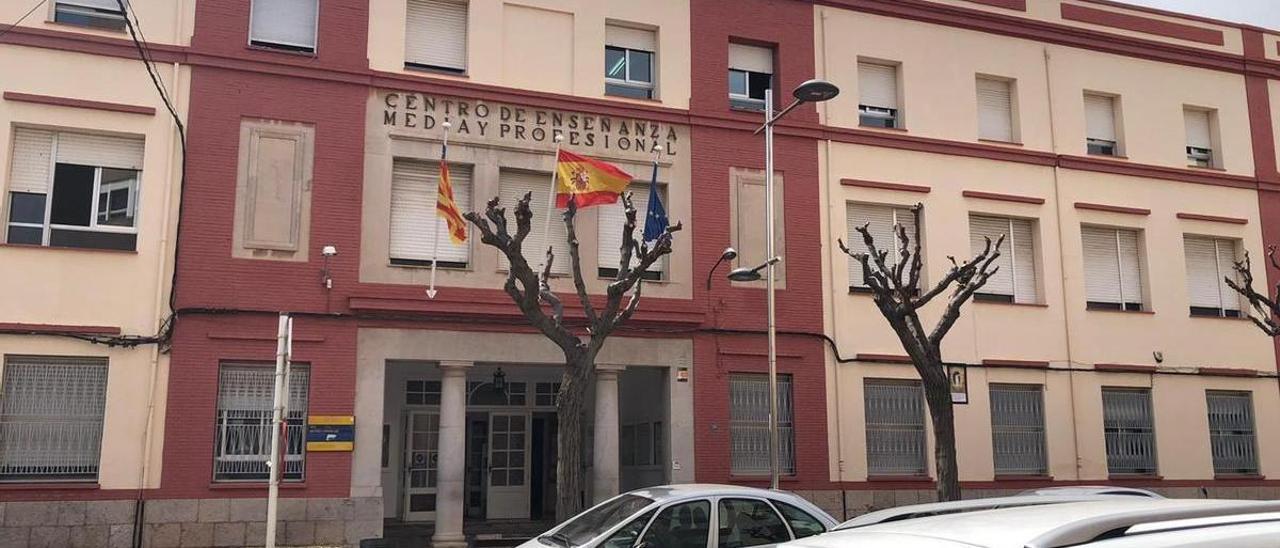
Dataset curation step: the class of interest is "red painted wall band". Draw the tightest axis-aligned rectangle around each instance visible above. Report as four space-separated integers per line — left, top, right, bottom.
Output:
1175 213 1249 225
1074 202 1152 216
1060 3 1225 46
841 179 932 193
962 190 1046 204
3 92 156 115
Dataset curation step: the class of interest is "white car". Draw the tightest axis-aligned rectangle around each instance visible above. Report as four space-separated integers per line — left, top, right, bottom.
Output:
834 494 1125 530
781 498 1280 548
1017 485 1163 498
518 484 837 548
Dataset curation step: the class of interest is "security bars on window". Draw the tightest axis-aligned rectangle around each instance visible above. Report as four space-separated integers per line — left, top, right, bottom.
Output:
864 379 928 476
989 384 1047 476
1102 387 1157 476
1206 391 1259 476
729 374 795 476
213 365 309 481
0 356 108 481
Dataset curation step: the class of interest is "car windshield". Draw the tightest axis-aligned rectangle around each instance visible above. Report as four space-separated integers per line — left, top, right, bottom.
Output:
549 494 655 546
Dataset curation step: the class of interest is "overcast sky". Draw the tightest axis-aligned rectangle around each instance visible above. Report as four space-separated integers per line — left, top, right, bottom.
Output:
1113 0 1280 29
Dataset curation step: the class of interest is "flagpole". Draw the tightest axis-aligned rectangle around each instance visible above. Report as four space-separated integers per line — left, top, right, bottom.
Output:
265 313 291 548
540 133 565 270
427 121 452 299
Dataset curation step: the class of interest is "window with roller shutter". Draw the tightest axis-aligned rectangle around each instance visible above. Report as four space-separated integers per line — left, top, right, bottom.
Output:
1084 93 1119 156
499 170 569 275
1183 236 1241 318
249 0 319 53
605 24 656 100
729 43 773 111
389 159 472 268
5 127 144 251
53 0 127 31
858 61 900 128
1184 108 1215 168
405 0 468 73
969 215 1037 304
597 183 665 280
1081 226 1144 311
846 203 918 290
976 76 1015 143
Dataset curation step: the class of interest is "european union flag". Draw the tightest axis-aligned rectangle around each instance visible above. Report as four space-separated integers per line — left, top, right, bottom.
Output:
642 161 669 243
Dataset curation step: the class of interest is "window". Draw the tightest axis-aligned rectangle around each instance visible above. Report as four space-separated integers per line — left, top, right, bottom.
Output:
858 61 899 128
54 0 127 31
498 169 568 274
640 500 710 548
846 203 917 290
729 374 795 476
534 382 560 406
729 43 773 111
1206 391 1258 476
405 0 467 73
389 159 472 268
405 380 441 405
249 0 319 53
976 76 1015 142
621 421 663 467
213 364 309 481
605 25 655 99
1184 236 1241 318
717 498 790 547
1184 108 1215 167
0 356 108 482
773 501 826 539
1084 93 1119 156
598 183 665 280
602 509 656 548
1082 226 1144 311
864 379 927 476
970 215 1037 304
989 384 1047 476
6 128 143 251
1102 387 1156 476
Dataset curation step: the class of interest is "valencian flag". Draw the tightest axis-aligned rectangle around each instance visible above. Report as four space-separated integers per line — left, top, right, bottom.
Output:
642 161 668 243
555 149 633 208
436 143 467 244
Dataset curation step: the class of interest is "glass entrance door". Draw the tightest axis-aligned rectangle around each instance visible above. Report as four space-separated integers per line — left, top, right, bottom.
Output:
402 412 440 521
485 412 530 519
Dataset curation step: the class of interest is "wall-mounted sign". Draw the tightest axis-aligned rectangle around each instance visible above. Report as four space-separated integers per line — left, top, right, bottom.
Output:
948 364 969 405
381 92 681 157
676 367 689 382
306 415 355 452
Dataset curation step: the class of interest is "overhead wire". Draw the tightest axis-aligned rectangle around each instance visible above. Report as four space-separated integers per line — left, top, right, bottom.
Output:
0 0 47 41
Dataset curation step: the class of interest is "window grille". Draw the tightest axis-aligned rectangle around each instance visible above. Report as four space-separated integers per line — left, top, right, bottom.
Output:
0 356 108 481
213 364 309 481
1102 387 1157 475
864 379 927 476
989 384 1047 476
729 374 795 475
1207 391 1258 476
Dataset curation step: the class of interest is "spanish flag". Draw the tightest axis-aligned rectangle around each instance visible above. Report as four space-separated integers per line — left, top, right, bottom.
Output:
436 143 467 244
555 150 633 208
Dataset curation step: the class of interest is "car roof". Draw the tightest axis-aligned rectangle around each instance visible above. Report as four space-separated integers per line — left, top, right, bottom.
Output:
783 499 1267 548
834 494 1120 530
1020 486 1163 498
624 483 805 502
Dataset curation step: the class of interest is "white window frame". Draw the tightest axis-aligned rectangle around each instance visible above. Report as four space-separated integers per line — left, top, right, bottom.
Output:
970 215 1038 304
0 355 109 482
404 0 469 73
1184 108 1215 168
728 43 773 111
605 45 655 98
1082 226 1144 311
212 363 310 482
976 76 1015 143
1084 93 1119 156
858 61 900 129
248 0 320 53
53 0 127 31
847 202 918 290
728 69 772 110
1184 236 1242 318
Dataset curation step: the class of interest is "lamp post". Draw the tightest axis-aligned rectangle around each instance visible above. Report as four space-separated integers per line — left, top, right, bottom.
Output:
729 79 839 490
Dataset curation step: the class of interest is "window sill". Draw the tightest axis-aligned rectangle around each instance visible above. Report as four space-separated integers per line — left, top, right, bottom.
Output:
603 94 663 105
1107 474 1162 481
1086 153 1129 160
389 261 472 273
978 139 1023 146
857 125 908 132
729 104 768 114
993 474 1054 481
403 63 469 78
1189 313 1247 321
0 242 138 255
246 44 316 58
1214 473 1265 480
866 475 933 483
974 299 1049 308
209 482 308 490
1085 306 1153 315
0 481 100 491
1187 165 1226 172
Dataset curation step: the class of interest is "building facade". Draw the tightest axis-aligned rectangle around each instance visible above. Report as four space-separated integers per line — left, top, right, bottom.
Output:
3 1 1280 548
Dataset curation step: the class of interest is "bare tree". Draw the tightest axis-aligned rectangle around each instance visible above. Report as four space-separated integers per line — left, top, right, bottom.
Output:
837 203 1003 502
465 192 680 521
1226 248 1280 336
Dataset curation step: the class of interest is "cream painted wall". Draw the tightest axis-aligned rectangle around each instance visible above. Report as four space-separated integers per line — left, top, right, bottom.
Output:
367 0 691 109
820 137 1277 482
815 7 1255 176
1 0 193 45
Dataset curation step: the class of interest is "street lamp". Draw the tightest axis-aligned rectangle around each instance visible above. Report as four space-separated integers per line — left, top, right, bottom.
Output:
736 79 839 490
706 247 739 289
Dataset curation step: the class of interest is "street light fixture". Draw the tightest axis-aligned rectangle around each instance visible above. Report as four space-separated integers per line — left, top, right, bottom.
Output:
706 247 739 289
737 79 839 490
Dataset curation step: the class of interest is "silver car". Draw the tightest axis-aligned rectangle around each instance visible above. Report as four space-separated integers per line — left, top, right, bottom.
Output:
517 484 837 548
781 498 1280 548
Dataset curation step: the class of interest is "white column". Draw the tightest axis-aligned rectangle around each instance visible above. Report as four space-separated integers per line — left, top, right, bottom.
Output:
432 360 471 548
592 366 623 504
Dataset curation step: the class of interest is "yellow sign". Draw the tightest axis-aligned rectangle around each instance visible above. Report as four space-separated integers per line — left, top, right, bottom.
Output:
306 415 355 451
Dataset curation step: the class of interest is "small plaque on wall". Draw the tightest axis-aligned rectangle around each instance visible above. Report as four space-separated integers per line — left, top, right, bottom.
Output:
947 364 969 405
306 415 355 451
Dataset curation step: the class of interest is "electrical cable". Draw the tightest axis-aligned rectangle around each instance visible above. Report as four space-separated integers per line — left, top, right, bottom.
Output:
0 0 47 41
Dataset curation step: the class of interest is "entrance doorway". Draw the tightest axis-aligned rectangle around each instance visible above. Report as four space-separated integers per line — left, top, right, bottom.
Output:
402 412 440 521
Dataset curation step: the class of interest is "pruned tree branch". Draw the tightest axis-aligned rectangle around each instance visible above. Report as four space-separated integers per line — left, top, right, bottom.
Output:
1225 249 1280 337
562 201 598 326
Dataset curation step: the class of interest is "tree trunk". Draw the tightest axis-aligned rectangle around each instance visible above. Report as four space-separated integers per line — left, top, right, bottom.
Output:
922 366 962 502
554 352 594 522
